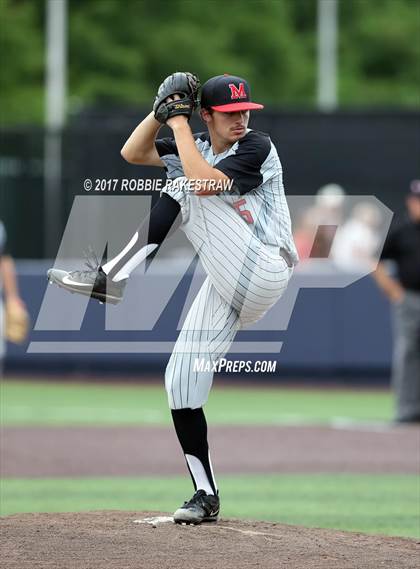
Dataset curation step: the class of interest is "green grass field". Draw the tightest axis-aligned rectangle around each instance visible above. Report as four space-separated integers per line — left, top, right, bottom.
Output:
2 475 418 537
1 379 394 426
2 379 418 538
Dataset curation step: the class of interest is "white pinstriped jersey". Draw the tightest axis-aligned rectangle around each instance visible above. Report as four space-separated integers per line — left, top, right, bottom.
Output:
154 132 296 409
155 129 299 265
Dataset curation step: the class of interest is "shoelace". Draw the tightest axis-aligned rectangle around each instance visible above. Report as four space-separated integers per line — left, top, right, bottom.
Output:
184 491 216 511
69 246 101 279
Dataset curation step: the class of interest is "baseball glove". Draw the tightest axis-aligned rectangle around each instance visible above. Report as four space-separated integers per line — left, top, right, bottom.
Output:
5 298 29 344
153 72 200 124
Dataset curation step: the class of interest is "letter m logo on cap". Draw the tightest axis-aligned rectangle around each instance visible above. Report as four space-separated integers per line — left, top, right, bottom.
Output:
228 82 247 100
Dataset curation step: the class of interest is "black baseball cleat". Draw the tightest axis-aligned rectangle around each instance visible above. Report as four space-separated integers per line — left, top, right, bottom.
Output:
173 490 220 525
47 251 126 305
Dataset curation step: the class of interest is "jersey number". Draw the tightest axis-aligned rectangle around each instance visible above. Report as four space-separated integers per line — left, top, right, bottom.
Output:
233 198 254 224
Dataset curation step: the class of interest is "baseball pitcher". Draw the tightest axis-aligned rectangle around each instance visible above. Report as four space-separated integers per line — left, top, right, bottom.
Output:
48 73 298 524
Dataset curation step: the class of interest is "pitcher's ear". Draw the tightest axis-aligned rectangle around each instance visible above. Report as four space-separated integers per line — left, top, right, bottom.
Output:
200 108 212 124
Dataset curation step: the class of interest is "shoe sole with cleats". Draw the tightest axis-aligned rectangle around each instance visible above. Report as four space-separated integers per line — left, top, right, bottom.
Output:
47 269 122 305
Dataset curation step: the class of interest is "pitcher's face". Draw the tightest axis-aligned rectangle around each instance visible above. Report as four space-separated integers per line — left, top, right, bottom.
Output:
202 109 250 145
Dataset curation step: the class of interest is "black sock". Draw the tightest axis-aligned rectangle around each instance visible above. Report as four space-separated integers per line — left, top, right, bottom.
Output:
103 193 181 280
171 408 218 496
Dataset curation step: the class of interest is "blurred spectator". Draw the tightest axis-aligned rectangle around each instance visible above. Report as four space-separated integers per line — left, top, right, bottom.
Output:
294 183 345 260
0 220 29 374
331 201 382 272
293 207 317 260
373 181 420 423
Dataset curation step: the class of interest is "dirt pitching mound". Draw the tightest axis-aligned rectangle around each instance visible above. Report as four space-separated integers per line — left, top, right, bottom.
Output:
1 511 418 569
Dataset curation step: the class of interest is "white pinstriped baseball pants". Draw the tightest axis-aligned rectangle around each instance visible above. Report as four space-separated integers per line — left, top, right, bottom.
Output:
162 179 293 409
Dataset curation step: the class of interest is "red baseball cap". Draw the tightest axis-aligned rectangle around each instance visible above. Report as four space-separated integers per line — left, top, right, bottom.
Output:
200 74 264 112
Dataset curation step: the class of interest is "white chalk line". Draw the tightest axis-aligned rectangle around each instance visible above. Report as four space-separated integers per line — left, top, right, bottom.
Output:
132 516 282 539
218 525 282 539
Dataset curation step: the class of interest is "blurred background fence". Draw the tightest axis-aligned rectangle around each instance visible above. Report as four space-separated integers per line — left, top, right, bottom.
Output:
1 110 419 258
1 0 419 381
